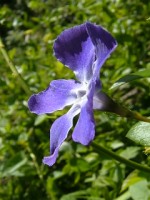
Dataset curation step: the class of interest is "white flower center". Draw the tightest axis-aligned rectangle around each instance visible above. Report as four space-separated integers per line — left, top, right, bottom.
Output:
73 82 89 106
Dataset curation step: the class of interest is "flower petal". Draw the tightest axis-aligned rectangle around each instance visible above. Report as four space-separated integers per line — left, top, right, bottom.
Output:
72 81 95 145
54 24 95 82
86 22 117 77
43 105 80 166
28 79 81 115
93 91 113 110
72 102 95 145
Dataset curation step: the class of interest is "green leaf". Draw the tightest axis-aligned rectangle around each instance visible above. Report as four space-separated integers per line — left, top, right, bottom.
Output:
119 147 140 159
60 190 88 200
34 114 47 126
129 180 150 200
60 190 104 200
121 171 144 192
126 121 150 146
115 191 131 200
76 158 91 172
0 152 27 177
110 69 150 89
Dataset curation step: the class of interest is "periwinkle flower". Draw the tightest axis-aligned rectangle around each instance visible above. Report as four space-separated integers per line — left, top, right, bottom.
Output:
28 22 117 166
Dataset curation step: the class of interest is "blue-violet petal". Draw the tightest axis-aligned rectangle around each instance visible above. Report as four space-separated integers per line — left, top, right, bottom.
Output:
86 22 117 78
43 105 80 166
28 79 81 114
72 81 95 145
54 24 95 82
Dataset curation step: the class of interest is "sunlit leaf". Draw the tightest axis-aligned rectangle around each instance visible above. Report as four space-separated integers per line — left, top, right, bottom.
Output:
110 69 150 89
126 121 150 146
121 171 144 192
119 147 140 159
129 180 150 200
34 114 47 126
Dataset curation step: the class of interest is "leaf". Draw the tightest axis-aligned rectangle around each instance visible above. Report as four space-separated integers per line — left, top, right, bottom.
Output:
129 180 150 200
34 114 47 126
126 121 150 146
60 190 88 200
76 158 91 172
0 152 27 177
110 69 150 89
121 171 144 192
60 190 104 200
115 191 131 200
119 147 140 159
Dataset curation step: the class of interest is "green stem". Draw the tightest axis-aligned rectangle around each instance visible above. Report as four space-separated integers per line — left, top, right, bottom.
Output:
113 103 150 123
92 142 150 173
97 92 150 123
0 38 31 95
26 145 43 181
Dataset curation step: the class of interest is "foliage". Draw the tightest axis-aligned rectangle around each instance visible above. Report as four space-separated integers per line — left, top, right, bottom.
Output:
0 0 150 199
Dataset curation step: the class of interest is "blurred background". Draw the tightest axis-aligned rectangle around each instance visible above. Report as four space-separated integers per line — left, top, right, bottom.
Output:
0 0 150 199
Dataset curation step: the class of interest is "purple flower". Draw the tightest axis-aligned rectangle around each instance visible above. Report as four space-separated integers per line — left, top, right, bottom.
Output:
28 22 117 166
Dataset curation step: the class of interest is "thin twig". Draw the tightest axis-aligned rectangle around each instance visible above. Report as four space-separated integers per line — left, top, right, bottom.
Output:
0 38 31 95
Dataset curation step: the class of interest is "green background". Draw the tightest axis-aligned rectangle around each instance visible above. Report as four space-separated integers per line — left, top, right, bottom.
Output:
0 0 150 199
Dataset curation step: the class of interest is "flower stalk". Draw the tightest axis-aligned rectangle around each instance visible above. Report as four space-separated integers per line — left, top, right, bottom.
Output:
92 142 150 173
97 91 150 123
0 38 31 95
118 107 150 123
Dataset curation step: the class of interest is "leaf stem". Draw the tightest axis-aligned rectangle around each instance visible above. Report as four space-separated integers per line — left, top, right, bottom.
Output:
0 38 31 95
92 142 150 173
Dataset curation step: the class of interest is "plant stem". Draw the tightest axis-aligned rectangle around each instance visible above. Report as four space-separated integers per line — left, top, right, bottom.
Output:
0 38 31 95
92 142 150 173
26 145 43 181
112 103 150 123
97 92 150 123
